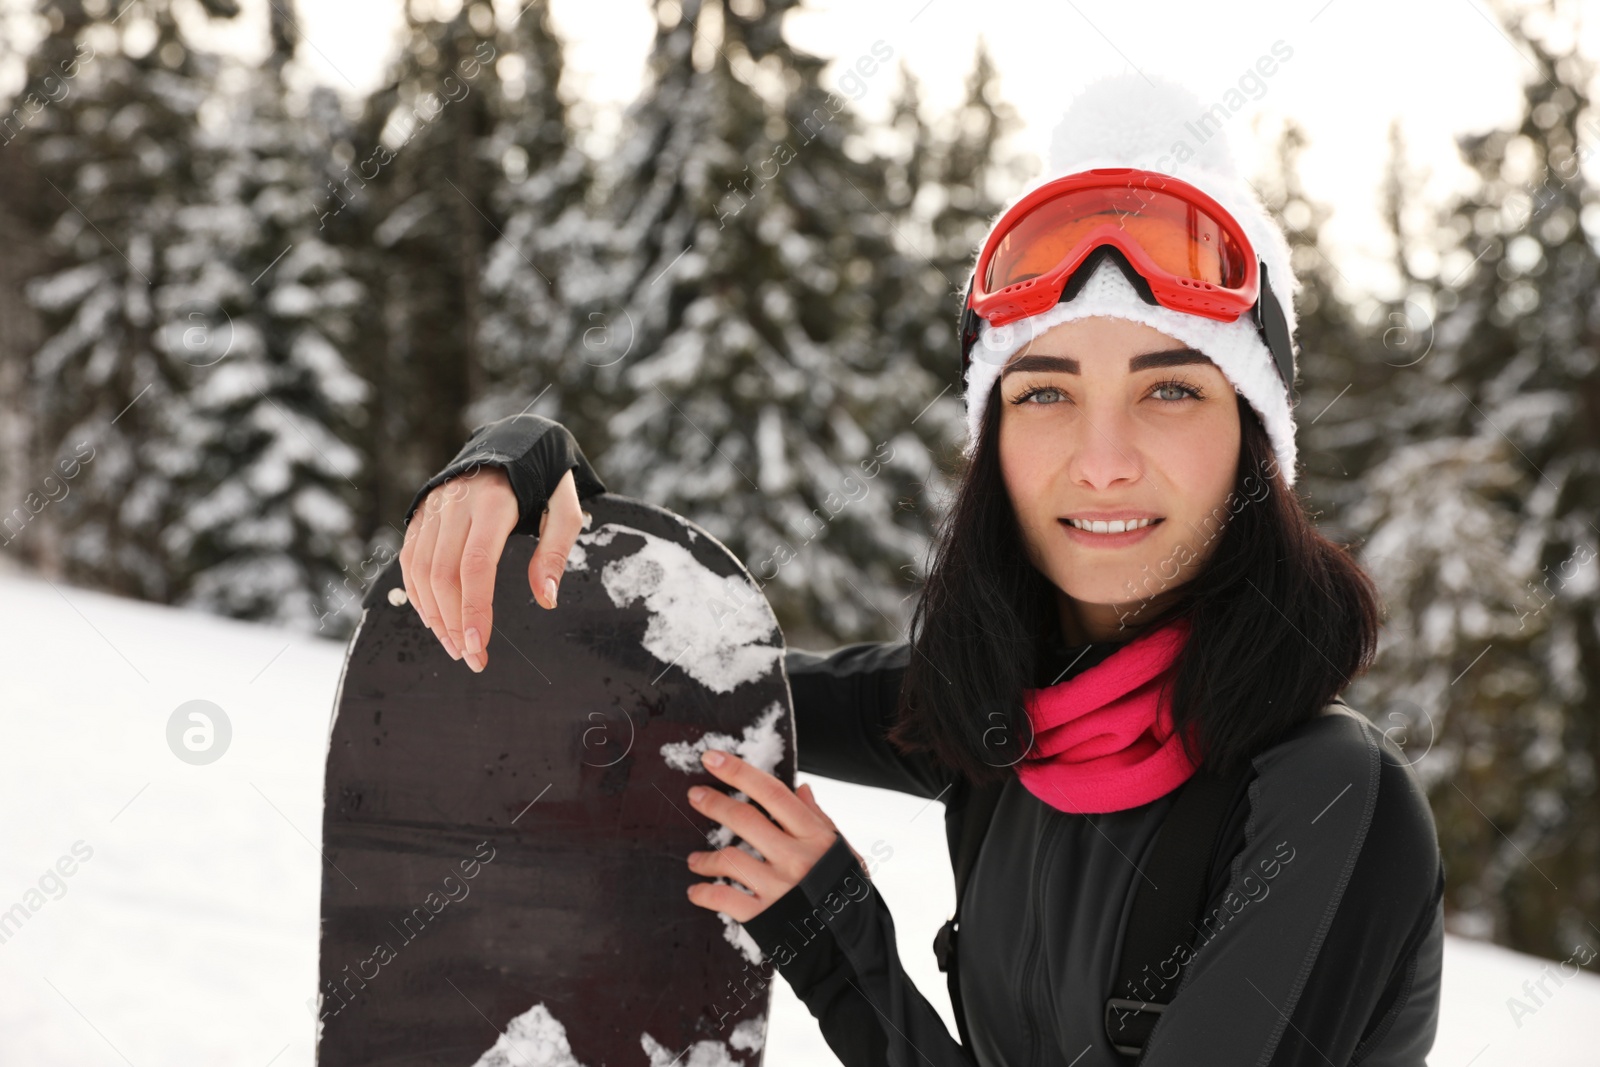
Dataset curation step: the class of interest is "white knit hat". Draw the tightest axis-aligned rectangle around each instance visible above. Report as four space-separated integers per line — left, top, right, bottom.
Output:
962 73 1301 487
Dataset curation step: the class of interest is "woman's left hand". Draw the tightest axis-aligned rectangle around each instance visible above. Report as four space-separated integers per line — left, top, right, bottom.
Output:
684 748 857 923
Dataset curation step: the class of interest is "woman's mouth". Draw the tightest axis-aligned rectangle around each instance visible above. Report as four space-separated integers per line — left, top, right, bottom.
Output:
1058 516 1163 547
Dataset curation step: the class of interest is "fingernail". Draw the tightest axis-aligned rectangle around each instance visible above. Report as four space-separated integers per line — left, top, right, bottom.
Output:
689 786 706 802
544 577 558 608
702 750 724 768
464 628 483 656
443 636 462 660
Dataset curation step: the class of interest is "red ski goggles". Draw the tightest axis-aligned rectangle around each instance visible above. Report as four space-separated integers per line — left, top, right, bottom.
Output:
960 167 1294 389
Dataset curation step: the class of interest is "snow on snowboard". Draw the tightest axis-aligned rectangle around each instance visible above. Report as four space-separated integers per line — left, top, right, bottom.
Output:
316 494 793 1066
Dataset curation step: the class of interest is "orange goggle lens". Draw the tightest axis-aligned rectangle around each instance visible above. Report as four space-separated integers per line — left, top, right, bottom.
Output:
983 185 1251 295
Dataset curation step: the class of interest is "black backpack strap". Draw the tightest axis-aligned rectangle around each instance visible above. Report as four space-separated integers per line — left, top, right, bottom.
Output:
1103 759 1255 1058
932 776 1005 1049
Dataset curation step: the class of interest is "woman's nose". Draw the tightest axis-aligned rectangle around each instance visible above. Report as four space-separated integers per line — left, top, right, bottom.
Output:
1064 408 1143 489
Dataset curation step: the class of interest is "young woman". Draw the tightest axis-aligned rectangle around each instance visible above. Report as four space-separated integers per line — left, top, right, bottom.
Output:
397 75 1443 1067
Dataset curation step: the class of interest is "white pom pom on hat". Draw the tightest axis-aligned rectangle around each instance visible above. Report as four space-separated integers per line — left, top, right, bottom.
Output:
962 72 1302 488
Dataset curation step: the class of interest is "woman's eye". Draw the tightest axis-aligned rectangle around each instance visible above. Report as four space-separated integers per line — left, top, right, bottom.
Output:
1152 381 1202 402
1014 386 1064 405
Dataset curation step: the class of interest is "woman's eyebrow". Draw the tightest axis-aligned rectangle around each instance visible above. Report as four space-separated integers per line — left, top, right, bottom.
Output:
1001 347 1214 379
1002 354 1078 377
1129 347 1214 372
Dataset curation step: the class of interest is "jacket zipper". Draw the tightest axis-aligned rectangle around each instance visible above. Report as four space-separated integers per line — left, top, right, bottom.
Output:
1020 821 1064 1067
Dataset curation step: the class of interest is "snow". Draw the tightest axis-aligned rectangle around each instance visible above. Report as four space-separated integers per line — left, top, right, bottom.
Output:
580 521 784 694
660 700 790 964
716 907 767 966
660 700 788 777
470 1002 584 1067
641 1029 748 1067
0 564 1596 1065
730 1015 767 1052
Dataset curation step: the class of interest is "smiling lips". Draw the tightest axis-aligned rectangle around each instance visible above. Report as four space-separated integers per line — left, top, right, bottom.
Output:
1058 514 1164 546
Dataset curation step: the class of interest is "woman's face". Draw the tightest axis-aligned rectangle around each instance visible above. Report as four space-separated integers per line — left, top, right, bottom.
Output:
997 315 1242 643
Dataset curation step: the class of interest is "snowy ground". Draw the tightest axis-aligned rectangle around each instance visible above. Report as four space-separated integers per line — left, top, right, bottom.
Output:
0 563 1595 1066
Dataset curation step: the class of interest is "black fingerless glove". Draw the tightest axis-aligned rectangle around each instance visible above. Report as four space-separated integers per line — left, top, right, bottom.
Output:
403 414 608 537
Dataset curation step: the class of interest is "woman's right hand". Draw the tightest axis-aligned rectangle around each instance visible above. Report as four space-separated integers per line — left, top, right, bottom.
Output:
398 464 588 673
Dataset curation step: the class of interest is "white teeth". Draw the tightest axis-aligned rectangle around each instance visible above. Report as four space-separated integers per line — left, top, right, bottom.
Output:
1067 517 1156 533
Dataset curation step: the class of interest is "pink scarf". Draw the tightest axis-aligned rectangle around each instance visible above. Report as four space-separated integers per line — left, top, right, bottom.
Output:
1016 615 1198 814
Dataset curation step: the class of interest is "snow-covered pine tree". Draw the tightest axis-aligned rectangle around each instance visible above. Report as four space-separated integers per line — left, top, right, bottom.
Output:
341 0 506 533
851 62 962 591
870 63 942 393
1255 116 1390 520
594 0 951 646
470 0 603 443
20 0 240 600
1348 6 1600 957
154 2 370 633
0 2 85 576
927 41 1027 304
916 40 1027 494
864 45 1026 590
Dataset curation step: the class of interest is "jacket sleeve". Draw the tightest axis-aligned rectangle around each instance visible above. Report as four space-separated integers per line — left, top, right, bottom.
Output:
1133 709 1444 1067
402 413 607 536
784 642 957 800
740 832 977 1067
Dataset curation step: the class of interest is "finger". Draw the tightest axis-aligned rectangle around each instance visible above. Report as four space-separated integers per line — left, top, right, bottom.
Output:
699 750 829 842
687 785 790 861
457 511 515 673
686 879 763 923
687 847 783 898
689 781 827 868
399 509 424 624
454 471 518 671
407 491 453 657
401 492 440 625
529 469 582 610
793 784 865 870
796 783 836 830
427 502 474 660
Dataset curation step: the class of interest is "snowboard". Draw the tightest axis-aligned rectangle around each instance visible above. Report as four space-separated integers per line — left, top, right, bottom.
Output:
316 493 794 1067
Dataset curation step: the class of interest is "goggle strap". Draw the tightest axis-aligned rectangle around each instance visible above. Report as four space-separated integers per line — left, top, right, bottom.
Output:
960 301 981 376
1253 260 1296 396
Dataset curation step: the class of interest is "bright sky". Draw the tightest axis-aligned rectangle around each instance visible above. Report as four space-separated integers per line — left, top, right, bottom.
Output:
7 0 1599 307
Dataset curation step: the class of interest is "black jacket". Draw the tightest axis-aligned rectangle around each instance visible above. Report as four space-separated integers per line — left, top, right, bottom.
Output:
415 415 1446 1067
764 640 1445 1067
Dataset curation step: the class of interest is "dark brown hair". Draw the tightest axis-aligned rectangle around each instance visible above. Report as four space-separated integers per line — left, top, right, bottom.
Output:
886 380 1383 785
